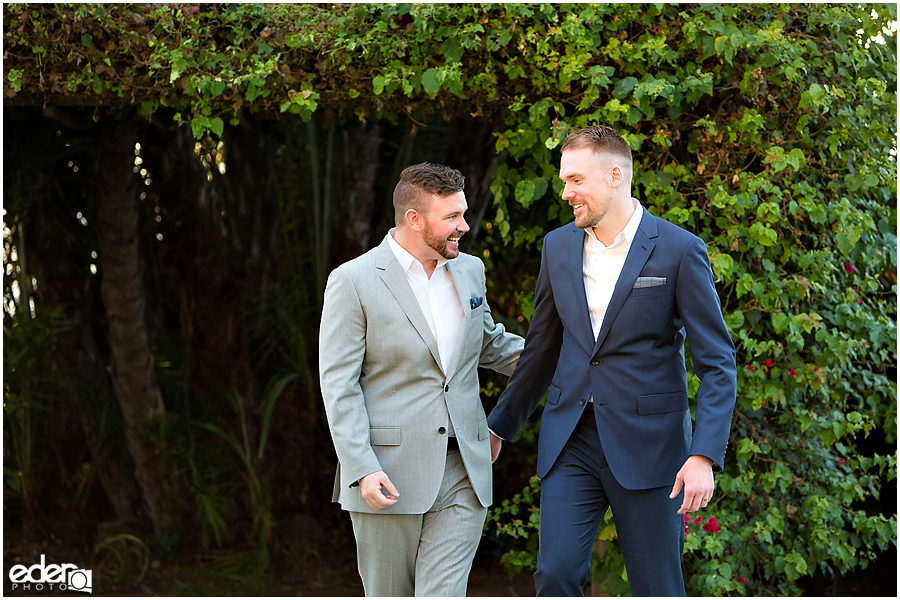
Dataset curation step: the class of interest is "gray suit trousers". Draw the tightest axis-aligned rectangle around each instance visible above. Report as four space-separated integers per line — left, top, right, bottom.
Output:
349 450 487 596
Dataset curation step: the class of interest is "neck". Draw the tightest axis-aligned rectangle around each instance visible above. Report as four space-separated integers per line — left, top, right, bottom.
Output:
392 227 440 278
592 196 636 246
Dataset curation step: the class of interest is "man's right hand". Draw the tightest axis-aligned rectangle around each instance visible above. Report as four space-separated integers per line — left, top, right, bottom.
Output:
359 471 400 510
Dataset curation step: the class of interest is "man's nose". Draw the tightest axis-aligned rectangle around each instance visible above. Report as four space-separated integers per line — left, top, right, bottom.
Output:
562 183 574 200
458 218 470 232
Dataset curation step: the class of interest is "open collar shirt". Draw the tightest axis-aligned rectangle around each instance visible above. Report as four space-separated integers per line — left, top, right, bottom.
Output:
583 200 643 340
386 229 465 379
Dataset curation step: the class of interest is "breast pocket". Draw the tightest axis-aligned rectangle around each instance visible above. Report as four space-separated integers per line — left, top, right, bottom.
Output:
629 282 670 298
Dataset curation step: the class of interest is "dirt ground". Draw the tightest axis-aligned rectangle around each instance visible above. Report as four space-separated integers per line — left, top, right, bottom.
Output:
2 510 536 597
3 510 894 597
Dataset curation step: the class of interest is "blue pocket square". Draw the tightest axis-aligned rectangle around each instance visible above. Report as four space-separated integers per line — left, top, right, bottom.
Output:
633 277 667 288
470 296 484 309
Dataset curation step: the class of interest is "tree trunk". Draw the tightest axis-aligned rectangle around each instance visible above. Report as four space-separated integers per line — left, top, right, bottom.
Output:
30 189 144 524
10 110 144 525
95 118 186 537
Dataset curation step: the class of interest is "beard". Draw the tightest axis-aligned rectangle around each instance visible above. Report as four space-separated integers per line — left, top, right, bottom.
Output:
423 222 461 260
573 198 610 230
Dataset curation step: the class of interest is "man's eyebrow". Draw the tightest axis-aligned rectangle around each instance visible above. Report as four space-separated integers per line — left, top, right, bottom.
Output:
560 171 585 180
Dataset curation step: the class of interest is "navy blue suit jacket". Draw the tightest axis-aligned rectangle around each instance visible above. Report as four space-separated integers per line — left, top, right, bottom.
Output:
488 209 737 490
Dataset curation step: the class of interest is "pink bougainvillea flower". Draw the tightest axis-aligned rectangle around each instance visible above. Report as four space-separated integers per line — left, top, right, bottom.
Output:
844 262 856 274
738 577 746 583
763 402 768 408
694 516 703 524
838 457 846 465
856 300 863 305
764 358 774 368
702 517 720 534
746 365 755 371
788 369 796 376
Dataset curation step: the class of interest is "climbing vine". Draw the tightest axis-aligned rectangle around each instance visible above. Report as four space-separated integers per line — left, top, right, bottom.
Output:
4 3 896 595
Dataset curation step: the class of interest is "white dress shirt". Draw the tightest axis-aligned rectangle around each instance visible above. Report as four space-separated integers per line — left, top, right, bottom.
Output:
583 201 643 340
387 230 465 434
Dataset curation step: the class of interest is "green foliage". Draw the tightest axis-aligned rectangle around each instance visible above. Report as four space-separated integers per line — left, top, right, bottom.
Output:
170 373 294 593
93 534 151 593
478 4 898 596
3 3 896 595
485 476 541 577
2 303 67 507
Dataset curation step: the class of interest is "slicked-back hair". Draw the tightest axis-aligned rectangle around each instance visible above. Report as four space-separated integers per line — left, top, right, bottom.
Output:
393 162 466 227
561 125 633 166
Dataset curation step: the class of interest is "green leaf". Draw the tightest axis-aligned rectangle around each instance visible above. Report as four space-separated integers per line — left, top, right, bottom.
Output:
714 35 728 54
709 253 735 281
373 75 387 95
210 80 226 98
515 179 536 208
442 37 463 62
422 68 441 95
6 68 23 93
613 76 638 99
81 33 93 49
788 148 806 170
284 32 304 49
208 117 224 138
190 116 209 139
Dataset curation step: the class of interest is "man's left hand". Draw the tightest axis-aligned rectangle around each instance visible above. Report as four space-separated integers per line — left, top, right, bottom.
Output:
489 432 502 464
669 455 715 515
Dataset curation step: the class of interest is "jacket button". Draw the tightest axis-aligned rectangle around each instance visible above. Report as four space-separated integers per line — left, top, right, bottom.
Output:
591 359 600 366
445 385 450 392
438 427 447 434
580 399 586 406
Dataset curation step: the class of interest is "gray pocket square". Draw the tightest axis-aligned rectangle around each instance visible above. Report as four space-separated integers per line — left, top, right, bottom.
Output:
633 276 667 288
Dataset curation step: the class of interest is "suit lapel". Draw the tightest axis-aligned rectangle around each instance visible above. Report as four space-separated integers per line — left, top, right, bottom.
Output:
591 212 659 355
444 260 473 378
375 241 444 371
569 225 595 351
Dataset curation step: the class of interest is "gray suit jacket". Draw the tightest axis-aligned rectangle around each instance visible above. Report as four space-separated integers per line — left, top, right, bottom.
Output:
319 238 523 514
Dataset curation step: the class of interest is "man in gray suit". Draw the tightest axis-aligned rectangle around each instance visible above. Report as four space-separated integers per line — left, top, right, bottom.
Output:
319 162 524 596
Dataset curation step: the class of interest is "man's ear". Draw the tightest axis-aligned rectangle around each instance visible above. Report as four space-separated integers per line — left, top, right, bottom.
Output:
405 208 421 231
608 164 624 188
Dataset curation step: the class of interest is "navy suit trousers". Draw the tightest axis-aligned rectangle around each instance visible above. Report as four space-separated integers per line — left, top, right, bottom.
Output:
535 409 686 597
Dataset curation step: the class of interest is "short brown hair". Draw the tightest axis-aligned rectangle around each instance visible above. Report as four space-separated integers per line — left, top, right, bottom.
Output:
393 162 465 226
561 125 633 165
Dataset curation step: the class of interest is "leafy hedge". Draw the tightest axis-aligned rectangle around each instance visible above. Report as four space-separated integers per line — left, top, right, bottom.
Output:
4 3 896 595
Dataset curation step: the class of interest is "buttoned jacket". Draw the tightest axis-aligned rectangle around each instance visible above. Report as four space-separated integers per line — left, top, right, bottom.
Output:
320 238 523 513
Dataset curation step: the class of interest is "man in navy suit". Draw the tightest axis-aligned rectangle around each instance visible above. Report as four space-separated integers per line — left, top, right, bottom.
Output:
487 125 737 596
